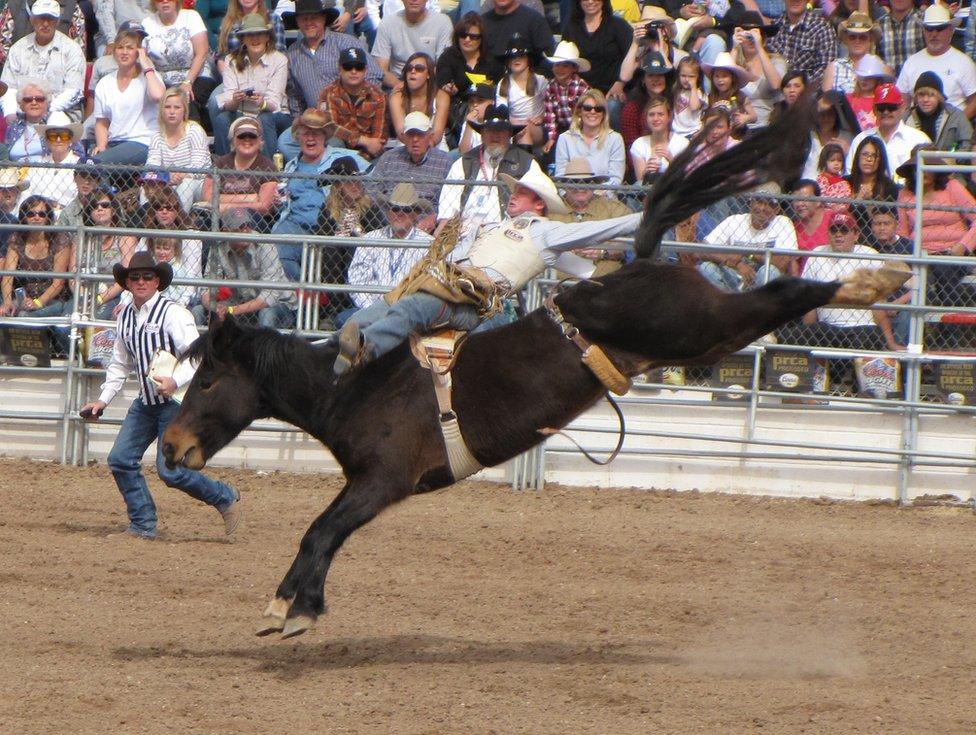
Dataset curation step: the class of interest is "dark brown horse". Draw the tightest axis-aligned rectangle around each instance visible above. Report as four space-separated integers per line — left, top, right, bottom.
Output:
162 106 909 638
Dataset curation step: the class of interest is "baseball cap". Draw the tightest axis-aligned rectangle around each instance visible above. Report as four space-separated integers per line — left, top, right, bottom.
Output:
403 111 432 133
29 0 60 19
140 168 171 185
74 156 103 179
829 211 857 230
117 19 148 37
222 207 256 231
339 47 368 67
229 115 260 137
874 83 903 106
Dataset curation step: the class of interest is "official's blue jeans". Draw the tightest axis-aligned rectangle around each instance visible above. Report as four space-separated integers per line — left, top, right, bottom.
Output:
698 261 783 292
106 398 237 538
348 292 514 358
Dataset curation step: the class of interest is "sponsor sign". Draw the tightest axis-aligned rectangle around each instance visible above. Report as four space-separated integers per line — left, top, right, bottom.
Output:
764 348 814 392
711 354 754 402
854 356 902 399
935 362 976 405
0 325 51 367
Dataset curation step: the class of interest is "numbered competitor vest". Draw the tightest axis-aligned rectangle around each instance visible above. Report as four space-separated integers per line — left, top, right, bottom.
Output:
465 217 546 294
117 297 178 406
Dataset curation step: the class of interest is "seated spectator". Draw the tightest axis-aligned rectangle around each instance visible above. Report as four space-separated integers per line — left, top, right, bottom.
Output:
142 0 218 125
369 111 452 212
696 182 799 291
768 69 806 126
55 157 103 230
5 79 52 162
22 111 82 212
284 45 386 161
867 204 912 346
822 11 877 95
896 145 976 307
124 167 174 227
455 81 494 154
284 0 383 133
617 5 685 88
815 142 853 211
0 195 70 317
765 0 835 89
346 182 432 314
210 13 291 160
495 34 546 148
790 179 829 267
92 30 166 177
688 105 735 174
214 0 287 76
703 51 757 134
138 186 204 279
802 91 856 180
148 86 211 212
0 167 27 259
0 0 87 70
845 134 899 235
77 187 138 318
876 0 923 78
903 72 972 154
731 14 787 131
0 0 85 121
629 93 688 184
650 0 725 65
145 236 198 307
193 206 297 327
202 116 279 220
389 52 449 149
554 90 625 187
846 84 930 186
847 54 893 133
619 51 672 164
780 211 897 351
480 0 553 64
273 110 366 280
896 4 976 121
671 55 705 138
437 103 542 241
84 20 148 123
541 41 590 156
372 0 452 91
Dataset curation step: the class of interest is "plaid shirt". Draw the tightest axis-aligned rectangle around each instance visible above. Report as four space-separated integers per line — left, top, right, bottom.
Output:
286 32 383 114
766 11 836 89
369 145 454 203
877 10 925 76
317 80 388 156
543 76 590 143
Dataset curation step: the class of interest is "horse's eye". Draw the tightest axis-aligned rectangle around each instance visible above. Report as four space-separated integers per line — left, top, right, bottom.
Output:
198 378 214 391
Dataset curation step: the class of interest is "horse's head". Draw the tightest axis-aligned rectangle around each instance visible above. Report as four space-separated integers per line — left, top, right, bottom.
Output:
162 316 274 470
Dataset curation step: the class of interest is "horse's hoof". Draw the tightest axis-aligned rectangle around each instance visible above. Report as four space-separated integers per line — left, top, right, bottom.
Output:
255 617 286 636
835 261 911 305
280 614 316 639
254 597 290 636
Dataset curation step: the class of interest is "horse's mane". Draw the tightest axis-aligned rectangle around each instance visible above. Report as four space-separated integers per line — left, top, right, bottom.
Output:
634 98 813 258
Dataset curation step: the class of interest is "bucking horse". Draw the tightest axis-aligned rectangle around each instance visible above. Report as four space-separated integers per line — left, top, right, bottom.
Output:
162 104 909 639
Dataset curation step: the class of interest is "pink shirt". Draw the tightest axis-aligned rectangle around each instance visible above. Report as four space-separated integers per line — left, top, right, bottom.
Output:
897 179 976 254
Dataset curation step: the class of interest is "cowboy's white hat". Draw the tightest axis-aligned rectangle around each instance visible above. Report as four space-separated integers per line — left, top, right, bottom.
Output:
0 167 27 190
545 40 591 73
34 110 83 143
499 168 570 216
701 51 758 85
921 3 961 27
854 53 894 82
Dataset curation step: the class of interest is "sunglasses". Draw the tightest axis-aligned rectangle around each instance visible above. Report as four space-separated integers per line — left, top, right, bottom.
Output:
829 225 852 233
154 203 176 211
235 132 259 140
341 62 366 71
580 104 606 113
25 209 49 217
924 24 952 31
458 31 481 40
846 32 870 40
875 103 899 112
22 95 46 104
127 272 158 282
93 201 113 209
45 131 72 142
405 63 428 73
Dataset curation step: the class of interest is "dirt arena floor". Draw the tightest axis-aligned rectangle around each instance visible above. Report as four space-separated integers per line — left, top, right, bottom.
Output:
1 457 975 734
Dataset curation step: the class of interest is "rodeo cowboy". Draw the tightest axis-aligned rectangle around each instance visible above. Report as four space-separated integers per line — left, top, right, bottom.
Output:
80 252 243 541
333 167 643 375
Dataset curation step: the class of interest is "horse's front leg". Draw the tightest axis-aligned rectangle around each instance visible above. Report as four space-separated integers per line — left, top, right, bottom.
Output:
256 473 412 639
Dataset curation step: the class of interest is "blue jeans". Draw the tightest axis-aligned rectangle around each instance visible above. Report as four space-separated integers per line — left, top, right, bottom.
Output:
348 292 514 358
270 217 312 280
277 128 301 164
698 261 783 292
106 398 237 538
346 14 377 47
95 140 149 165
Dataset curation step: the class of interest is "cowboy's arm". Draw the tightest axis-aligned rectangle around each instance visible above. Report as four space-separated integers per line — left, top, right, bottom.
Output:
532 212 643 254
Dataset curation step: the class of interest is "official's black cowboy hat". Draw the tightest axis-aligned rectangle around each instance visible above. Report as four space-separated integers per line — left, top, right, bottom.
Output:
469 103 525 134
113 251 173 291
294 0 340 25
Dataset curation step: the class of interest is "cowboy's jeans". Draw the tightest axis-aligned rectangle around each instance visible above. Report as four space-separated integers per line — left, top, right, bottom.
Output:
697 261 783 292
106 399 237 537
347 293 513 359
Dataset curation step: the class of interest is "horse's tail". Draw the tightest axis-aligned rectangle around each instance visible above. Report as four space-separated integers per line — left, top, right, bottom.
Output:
634 99 813 258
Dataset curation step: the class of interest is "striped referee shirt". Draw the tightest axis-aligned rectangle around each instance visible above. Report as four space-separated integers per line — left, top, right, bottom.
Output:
285 32 383 115
98 292 199 406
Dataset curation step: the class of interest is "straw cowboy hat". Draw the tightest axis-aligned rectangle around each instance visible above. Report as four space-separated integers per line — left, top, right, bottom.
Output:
854 53 894 82
377 182 433 212
0 167 28 190
554 157 609 185
921 3 961 28
35 110 83 143
545 40 591 73
633 5 677 38
701 52 758 85
113 251 173 291
499 168 570 216
838 11 881 40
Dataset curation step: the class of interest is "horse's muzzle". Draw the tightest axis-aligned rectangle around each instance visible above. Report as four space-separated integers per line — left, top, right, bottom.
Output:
161 425 206 470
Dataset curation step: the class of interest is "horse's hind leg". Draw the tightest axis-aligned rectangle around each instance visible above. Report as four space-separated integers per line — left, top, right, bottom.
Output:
256 474 411 639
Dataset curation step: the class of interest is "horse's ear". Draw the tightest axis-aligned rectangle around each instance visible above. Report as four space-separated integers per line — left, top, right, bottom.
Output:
209 310 243 347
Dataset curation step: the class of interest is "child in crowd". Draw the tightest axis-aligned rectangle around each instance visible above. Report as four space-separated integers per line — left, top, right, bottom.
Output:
816 143 853 211
848 54 892 133
496 35 547 148
703 52 757 136
149 236 197 307
629 94 688 183
542 41 591 154
867 205 912 346
671 56 704 138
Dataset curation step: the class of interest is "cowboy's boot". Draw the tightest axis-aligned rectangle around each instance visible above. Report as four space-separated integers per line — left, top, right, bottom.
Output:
333 320 369 376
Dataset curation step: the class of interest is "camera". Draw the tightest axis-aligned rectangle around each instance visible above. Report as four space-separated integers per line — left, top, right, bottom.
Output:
244 88 255 96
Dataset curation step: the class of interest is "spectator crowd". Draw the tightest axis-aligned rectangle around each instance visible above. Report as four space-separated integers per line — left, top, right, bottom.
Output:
1 0 976 359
